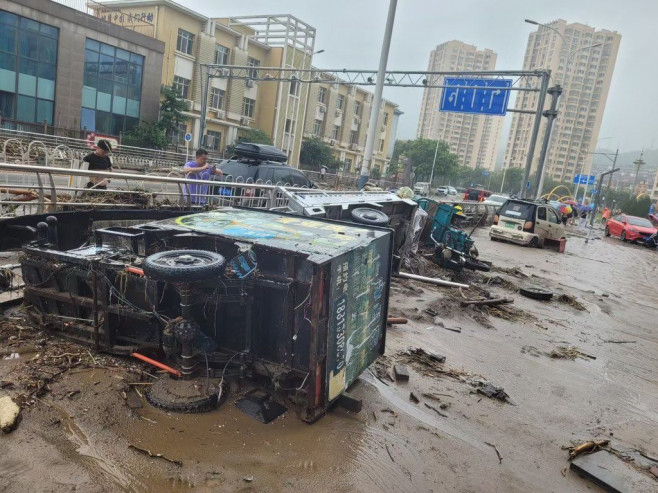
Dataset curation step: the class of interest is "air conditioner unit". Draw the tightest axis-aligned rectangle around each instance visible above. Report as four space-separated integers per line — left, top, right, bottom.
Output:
354 117 361 124
246 78 255 88
215 109 226 119
319 106 326 114
335 109 342 117
240 117 251 126
350 143 358 151
329 139 335 146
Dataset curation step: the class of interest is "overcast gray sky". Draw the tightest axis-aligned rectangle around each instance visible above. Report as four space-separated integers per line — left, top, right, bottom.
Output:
188 0 656 152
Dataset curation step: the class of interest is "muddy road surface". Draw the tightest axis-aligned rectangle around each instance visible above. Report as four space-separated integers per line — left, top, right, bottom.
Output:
1 227 657 492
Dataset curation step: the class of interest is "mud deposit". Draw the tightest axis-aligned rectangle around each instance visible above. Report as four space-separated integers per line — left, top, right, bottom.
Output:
1 228 657 492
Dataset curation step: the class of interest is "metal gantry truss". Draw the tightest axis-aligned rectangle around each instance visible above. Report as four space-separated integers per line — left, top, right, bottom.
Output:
199 65 551 196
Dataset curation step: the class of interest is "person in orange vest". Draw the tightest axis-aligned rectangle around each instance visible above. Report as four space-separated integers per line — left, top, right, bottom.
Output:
601 207 611 224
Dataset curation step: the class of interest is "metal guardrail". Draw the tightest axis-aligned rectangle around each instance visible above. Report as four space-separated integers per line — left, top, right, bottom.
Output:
0 163 314 216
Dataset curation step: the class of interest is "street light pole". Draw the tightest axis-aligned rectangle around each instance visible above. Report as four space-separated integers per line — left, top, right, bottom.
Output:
534 84 562 199
358 0 397 189
429 139 440 189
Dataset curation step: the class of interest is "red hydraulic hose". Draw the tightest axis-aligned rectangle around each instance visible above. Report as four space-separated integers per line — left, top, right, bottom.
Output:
131 352 182 377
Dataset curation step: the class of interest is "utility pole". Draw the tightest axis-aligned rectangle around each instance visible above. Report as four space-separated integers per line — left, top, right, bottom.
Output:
630 150 645 195
521 71 550 199
604 148 619 206
534 84 562 200
358 0 397 189
586 167 620 243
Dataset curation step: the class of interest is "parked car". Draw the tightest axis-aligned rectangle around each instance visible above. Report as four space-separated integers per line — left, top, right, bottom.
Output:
489 199 566 248
437 186 457 196
216 143 314 188
482 194 509 207
414 182 431 196
463 188 493 202
604 214 657 244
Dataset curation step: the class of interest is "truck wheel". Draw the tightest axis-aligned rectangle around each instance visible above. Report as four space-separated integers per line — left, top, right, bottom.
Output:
519 286 553 301
144 249 226 283
350 208 390 226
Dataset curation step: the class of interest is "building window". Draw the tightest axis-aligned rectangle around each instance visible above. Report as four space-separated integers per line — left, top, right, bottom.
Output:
205 130 221 150
0 11 58 126
289 79 299 96
176 29 195 55
313 120 322 135
215 44 229 65
167 122 187 146
242 97 255 117
336 94 344 110
210 87 225 109
354 101 361 116
378 139 385 152
383 113 389 126
318 87 327 104
173 76 190 99
350 130 358 144
247 57 260 79
285 119 292 133
332 125 340 140
81 38 143 135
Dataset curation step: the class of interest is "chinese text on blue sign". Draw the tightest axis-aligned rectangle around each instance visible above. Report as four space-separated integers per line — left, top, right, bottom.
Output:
440 78 513 116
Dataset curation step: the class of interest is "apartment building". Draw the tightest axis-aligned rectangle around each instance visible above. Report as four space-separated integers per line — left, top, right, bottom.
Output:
417 40 503 170
503 20 621 182
0 0 164 135
302 76 400 176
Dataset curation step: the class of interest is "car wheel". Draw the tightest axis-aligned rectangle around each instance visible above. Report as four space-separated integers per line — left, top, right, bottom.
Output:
604 226 610 237
519 286 554 301
528 236 540 248
350 207 390 226
144 249 226 283
621 231 627 242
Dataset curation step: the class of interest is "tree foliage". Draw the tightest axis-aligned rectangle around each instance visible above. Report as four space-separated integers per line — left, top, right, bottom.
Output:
123 86 189 149
299 137 341 171
392 138 459 185
225 128 273 156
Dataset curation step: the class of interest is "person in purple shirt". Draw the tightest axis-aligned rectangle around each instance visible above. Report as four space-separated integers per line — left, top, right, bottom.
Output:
183 148 223 204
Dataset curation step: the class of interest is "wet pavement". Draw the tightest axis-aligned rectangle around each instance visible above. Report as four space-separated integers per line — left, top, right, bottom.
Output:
1 225 657 492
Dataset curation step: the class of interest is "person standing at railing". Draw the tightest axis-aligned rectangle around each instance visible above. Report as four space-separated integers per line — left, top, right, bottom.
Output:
83 139 113 190
183 149 223 205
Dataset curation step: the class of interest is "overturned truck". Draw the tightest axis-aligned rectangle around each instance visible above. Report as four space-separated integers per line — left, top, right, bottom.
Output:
19 207 392 422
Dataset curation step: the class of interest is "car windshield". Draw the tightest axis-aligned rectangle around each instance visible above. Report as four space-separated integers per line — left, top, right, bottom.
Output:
488 195 507 204
627 217 653 227
499 201 534 221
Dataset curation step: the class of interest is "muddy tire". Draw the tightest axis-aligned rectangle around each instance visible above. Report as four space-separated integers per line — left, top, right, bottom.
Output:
621 231 627 242
528 236 540 248
519 286 554 301
146 376 224 413
350 208 390 226
604 226 610 237
143 249 226 283
464 257 491 272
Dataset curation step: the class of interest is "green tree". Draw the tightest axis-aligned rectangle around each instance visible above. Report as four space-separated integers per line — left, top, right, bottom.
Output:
123 120 169 149
159 86 189 137
299 137 340 170
225 128 273 156
392 138 458 185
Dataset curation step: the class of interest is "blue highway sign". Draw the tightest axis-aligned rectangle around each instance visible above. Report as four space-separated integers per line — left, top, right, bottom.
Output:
440 78 512 116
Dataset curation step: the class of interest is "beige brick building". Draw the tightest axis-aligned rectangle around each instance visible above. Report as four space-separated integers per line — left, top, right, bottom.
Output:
504 20 621 182
417 41 503 170
302 75 400 176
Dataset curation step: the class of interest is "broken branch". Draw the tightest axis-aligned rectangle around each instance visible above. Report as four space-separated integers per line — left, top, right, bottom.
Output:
128 444 182 466
460 298 514 307
485 442 503 464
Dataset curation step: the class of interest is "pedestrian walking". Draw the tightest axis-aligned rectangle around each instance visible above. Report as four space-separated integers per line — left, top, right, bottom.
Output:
601 207 610 224
83 139 113 190
183 149 223 205
320 166 327 180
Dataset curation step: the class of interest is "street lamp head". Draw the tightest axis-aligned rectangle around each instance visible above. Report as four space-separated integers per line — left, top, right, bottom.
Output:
524 19 539 25
314 49 325 55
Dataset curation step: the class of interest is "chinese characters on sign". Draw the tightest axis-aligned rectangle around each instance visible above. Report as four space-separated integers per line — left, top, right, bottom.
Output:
440 78 512 116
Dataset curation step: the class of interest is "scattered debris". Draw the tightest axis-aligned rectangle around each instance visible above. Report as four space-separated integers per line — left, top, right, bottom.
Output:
337 393 363 413
460 297 513 307
424 402 448 417
476 383 511 403
549 346 596 360
602 339 637 344
409 392 420 404
570 449 654 493
385 444 395 462
386 317 408 325
0 396 21 433
556 294 587 311
485 442 503 464
403 347 446 364
393 365 410 382
422 392 453 400
242 476 254 483
380 408 398 417
492 266 529 278
567 440 610 460
128 444 182 466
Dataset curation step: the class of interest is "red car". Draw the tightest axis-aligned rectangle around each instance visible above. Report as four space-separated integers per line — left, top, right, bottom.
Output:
605 214 657 244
